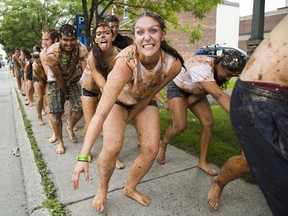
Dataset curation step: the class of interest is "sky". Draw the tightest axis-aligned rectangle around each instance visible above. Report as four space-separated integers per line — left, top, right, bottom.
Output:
229 0 287 16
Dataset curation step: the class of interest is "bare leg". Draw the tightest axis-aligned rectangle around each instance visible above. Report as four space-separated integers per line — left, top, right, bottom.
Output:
34 81 45 126
189 98 217 176
93 105 127 212
124 106 159 206
50 113 65 154
156 97 187 164
66 110 82 143
208 151 250 210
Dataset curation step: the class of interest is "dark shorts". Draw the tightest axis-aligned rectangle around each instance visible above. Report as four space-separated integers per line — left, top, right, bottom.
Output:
27 71 33 81
115 100 158 111
20 69 25 79
48 81 82 114
230 79 288 216
82 88 99 97
166 81 190 100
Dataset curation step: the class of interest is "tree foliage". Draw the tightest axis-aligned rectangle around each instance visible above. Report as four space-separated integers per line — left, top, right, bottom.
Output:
0 0 82 54
0 0 223 54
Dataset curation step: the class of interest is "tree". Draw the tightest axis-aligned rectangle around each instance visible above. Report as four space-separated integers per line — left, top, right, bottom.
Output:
0 0 82 54
81 0 224 48
0 0 223 53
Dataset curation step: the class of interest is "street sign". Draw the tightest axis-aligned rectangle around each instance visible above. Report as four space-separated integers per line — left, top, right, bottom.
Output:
76 14 86 37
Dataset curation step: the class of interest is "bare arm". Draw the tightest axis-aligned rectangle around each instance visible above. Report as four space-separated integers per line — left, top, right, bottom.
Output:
201 81 230 112
127 59 182 122
87 52 106 93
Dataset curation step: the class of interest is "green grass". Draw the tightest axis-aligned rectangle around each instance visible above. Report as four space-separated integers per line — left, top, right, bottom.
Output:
17 91 66 216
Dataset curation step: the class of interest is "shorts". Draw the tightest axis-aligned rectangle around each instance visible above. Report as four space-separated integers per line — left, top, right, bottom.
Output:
115 100 158 111
230 79 288 216
48 80 82 114
27 71 33 81
15 68 20 77
167 81 190 100
20 69 25 79
82 88 99 97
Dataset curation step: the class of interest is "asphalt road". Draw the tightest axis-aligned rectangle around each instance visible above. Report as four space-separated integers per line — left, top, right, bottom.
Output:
0 66 28 216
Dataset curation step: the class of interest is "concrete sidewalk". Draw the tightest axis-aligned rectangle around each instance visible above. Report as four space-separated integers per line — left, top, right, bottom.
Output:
11 72 272 216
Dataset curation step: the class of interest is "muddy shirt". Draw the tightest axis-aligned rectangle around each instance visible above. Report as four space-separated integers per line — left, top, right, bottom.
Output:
80 47 119 93
46 41 88 82
33 61 47 81
173 55 215 94
116 45 176 105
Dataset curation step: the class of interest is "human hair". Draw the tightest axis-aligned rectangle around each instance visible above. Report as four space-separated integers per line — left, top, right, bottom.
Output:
104 15 119 23
22 47 32 59
59 24 76 37
92 23 115 79
214 50 246 76
132 12 185 69
42 28 59 42
32 45 41 59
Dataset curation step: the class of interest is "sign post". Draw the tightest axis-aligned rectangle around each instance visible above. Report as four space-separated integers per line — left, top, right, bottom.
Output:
76 14 87 46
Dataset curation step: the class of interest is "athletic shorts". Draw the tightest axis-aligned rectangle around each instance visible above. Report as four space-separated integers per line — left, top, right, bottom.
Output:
167 81 190 100
48 80 82 114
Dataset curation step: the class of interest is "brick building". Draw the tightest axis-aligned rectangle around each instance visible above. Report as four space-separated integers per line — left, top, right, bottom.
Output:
239 6 288 52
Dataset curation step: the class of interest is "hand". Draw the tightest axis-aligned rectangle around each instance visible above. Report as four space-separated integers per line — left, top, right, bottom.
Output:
72 161 90 190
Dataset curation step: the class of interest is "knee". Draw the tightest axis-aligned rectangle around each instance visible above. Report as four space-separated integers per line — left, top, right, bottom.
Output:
141 143 159 160
201 118 214 130
173 122 186 135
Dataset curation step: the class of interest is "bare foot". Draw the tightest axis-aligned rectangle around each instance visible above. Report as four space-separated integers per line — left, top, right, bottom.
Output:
56 144 65 154
207 177 223 210
48 133 57 143
29 103 33 107
116 159 125 169
198 163 218 176
67 127 78 143
92 191 107 212
156 140 167 165
73 126 78 131
123 186 151 206
37 118 45 126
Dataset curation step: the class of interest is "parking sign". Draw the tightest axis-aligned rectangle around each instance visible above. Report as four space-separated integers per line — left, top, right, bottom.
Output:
76 14 86 36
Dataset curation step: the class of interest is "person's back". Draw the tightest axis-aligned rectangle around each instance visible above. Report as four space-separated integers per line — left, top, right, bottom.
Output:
240 16 287 86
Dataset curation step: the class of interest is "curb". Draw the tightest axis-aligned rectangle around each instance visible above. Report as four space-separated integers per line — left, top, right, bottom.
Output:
11 80 51 216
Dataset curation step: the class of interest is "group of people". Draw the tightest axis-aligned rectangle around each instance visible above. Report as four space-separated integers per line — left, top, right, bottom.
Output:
11 11 287 215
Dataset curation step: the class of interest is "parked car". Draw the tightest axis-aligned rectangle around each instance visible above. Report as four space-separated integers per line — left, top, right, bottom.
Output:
194 44 248 62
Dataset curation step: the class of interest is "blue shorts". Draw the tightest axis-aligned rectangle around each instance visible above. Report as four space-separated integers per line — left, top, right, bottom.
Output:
230 79 288 216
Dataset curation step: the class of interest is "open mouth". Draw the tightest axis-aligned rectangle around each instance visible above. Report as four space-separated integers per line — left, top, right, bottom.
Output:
100 40 108 49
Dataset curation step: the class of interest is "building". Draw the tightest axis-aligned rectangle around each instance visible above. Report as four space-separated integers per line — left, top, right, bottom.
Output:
239 5 288 52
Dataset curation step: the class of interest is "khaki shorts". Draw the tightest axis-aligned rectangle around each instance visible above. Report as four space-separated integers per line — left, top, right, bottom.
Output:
48 81 82 114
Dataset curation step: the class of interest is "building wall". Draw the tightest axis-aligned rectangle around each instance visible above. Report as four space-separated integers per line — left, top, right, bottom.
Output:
239 7 288 52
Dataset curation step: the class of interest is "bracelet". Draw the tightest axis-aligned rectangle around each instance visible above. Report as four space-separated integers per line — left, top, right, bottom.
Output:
161 99 167 105
77 155 89 162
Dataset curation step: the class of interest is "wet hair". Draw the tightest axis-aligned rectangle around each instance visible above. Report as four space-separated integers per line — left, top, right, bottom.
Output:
42 28 59 42
22 47 32 59
92 23 115 79
214 50 246 87
104 15 119 23
215 50 246 76
59 24 76 37
132 12 185 69
32 45 41 59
